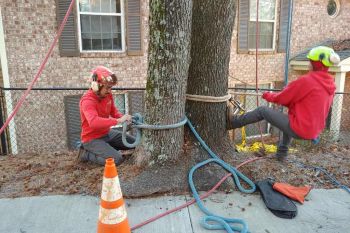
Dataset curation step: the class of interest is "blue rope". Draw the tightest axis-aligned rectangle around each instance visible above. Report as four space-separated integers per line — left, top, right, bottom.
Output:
121 113 187 148
290 159 350 194
123 114 255 232
186 118 255 233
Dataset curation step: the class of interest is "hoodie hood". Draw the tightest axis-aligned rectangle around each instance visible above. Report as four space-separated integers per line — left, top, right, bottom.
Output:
84 89 111 101
85 89 99 100
310 71 336 95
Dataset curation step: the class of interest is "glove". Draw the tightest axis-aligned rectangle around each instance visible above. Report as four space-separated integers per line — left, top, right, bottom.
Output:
262 92 273 102
118 115 132 124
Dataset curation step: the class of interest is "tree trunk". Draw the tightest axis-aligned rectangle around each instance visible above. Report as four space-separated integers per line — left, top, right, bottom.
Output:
134 0 192 166
184 0 237 191
122 0 193 197
186 0 236 154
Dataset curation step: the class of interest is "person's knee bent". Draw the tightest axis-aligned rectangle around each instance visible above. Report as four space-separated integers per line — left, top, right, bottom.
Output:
86 151 124 166
257 106 270 114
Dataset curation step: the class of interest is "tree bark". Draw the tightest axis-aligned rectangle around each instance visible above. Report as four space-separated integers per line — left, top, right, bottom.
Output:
134 0 192 166
183 0 237 191
122 0 238 197
122 0 193 197
186 0 236 155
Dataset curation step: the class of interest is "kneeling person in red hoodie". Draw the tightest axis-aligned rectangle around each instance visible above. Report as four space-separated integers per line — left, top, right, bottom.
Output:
78 66 135 165
228 46 340 160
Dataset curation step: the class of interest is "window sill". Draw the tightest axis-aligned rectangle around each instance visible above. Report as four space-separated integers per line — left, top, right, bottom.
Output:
247 50 276 55
80 52 129 58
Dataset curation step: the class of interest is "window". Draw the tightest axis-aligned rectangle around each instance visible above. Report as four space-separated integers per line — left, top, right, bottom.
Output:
327 0 340 18
248 0 276 50
77 0 125 52
57 0 142 56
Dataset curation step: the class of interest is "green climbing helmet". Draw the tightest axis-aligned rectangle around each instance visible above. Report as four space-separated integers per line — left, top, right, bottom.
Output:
307 46 340 67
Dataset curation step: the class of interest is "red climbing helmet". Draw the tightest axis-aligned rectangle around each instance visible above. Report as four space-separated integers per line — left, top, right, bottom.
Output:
90 66 117 91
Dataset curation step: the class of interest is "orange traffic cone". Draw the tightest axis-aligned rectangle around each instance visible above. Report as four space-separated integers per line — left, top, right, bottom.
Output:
97 158 131 233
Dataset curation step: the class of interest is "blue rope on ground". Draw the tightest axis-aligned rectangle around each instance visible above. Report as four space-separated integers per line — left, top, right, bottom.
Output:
290 159 350 194
186 118 255 233
123 114 256 232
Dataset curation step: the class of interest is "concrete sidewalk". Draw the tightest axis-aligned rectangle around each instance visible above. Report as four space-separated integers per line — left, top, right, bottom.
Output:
0 189 349 233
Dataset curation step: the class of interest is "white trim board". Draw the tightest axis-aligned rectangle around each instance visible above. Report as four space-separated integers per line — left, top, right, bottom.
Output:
0 7 18 154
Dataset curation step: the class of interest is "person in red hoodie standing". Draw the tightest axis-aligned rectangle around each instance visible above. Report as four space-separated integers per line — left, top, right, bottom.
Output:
227 46 340 160
77 66 135 165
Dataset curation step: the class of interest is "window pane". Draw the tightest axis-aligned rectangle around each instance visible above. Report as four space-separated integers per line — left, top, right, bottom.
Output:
250 0 276 21
82 33 92 50
82 38 92 50
114 0 121 13
101 16 112 32
111 0 121 13
102 33 113 49
101 0 110 13
80 15 122 51
248 22 274 49
91 0 101 12
113 33 122 50
79 0 90 12
92 34 102 50
90 15 101 33
80 15 90 33
111 16 121 33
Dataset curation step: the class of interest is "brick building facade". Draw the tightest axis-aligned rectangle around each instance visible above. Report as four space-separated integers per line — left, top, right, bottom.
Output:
0 0 349 153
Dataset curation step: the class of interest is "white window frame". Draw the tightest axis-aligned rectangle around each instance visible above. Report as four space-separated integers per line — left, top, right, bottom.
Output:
248 0 278 51
76 0 126 53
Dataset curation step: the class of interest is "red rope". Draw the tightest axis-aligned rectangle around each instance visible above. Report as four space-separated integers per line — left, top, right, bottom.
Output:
0 0 76 136
254 0 267 152
131 156 268 231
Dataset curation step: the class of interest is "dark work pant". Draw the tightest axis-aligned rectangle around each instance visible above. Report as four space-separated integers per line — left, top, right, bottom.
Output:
82 128 136 165
231 106 300 152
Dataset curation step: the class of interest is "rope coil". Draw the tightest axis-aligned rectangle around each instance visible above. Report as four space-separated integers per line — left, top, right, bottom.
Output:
123 113 255 232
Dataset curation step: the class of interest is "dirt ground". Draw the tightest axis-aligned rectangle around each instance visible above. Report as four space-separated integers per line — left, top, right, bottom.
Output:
0 142 349 199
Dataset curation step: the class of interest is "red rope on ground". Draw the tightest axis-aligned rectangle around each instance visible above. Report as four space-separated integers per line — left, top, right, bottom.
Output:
131 156 268 231
0 0 76 136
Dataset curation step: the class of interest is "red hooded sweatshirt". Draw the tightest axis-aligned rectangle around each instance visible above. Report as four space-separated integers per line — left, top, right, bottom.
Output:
263 71 336 139
80 90 123 143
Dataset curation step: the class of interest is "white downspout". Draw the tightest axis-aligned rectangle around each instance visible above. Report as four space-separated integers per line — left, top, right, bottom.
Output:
0 7 18 154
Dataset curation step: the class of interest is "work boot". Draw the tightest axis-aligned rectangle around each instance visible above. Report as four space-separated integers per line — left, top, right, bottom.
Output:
275 145 289 161
76 145 89 162
226 99 244 130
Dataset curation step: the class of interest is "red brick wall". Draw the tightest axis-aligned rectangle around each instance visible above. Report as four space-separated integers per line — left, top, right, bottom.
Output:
1 0 350 152
1 0 149 88
229 0 350 87
2 0 349 89
1 0 150 153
